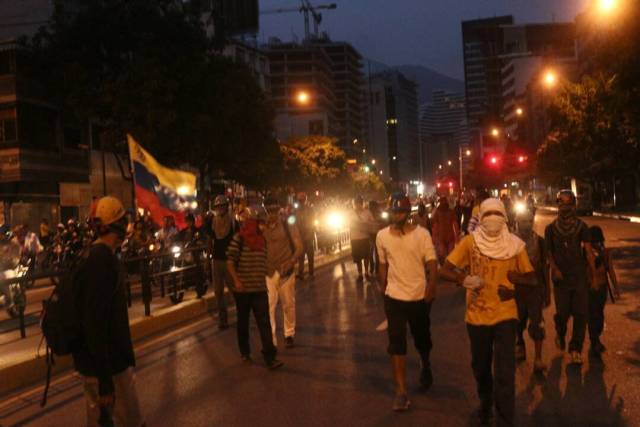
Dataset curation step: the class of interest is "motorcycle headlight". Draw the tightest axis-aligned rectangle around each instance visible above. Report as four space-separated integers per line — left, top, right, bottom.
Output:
326 212 345 230
514 202 526 215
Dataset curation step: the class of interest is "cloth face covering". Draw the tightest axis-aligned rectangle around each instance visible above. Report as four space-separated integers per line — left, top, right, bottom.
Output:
239 219 265 251
555 204 580 236
471 198 525 260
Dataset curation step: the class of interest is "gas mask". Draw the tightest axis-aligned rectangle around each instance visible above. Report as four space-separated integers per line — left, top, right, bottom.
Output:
481 214 505 237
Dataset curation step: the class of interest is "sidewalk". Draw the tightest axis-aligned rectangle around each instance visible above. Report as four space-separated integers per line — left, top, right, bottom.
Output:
539 206 640 222
0 247 350 397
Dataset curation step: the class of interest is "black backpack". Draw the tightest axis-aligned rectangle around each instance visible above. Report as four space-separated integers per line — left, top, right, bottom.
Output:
40 248 89 406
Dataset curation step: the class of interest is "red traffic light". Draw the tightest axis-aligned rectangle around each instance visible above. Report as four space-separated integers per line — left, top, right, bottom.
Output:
436 182 441 189
518 155 527 163
448 181 454 188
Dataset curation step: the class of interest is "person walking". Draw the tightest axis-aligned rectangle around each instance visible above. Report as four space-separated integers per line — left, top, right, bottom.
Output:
349 196 377 282
73 196 144 427
263 197 303 348
588 225 620 357
295 192 316 280
440 198 536 427
514 210 549 372
545 190 596 365
226 206 283 369
413 201 432 234
211 195 238 330
431 196 459 264
376 193 438 412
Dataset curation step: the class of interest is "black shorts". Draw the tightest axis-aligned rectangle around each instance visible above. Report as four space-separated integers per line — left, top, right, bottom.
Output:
384 295 432 357
351 238 371 263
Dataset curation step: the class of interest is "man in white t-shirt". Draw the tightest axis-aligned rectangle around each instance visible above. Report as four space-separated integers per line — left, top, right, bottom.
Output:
376 193 438 412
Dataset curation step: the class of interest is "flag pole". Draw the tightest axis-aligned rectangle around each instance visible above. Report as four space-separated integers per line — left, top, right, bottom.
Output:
127 135 139 222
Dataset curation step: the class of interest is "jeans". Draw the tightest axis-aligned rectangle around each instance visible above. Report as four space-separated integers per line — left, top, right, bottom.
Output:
467 320 517 427
213 260 232 325
266 271 296 345
588 285 608 346
82 368 144 427
553 282 588 352
233 291 277 361
297 239 315 277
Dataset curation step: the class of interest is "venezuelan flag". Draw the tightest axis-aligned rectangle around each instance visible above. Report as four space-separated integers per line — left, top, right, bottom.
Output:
128 135 197 229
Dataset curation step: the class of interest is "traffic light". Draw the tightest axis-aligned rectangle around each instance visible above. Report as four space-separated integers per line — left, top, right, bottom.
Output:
448 181 454 188
486 154 500 167
517 155 527 163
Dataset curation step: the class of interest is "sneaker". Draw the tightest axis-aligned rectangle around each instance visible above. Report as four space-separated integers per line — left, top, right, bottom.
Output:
266 358 284 370
392 394 411 412
533 359 547 373
516 343 526 361
569 351 583 365
419 366 433 390
555 335 566 352
285 336 295 348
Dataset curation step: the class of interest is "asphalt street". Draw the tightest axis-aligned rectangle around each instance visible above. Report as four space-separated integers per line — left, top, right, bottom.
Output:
1 210 638 427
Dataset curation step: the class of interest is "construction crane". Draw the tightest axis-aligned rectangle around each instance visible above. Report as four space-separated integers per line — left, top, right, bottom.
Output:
261 1 337 40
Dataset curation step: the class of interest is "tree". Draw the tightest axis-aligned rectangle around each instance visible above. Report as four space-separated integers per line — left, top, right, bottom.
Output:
25 0 280 189
537 74 637 186
280 136 348 194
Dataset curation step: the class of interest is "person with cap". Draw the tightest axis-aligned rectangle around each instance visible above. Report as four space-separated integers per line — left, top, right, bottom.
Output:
226 205 284 369
440 198 536 427
349 195 377 282
514 208 549 372
263 196 303 348
294 192 316 280
376 193 438 412
545 190 596 365
211 195 238 330
72 196 145 427
431 196 459 264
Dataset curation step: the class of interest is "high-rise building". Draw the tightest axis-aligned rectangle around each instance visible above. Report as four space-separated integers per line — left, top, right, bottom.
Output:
367 70 419 184
265 39 338 143
461 16 514 130
313 40 365 158
420 90 468 187
265 37 365 155
222 40 270 92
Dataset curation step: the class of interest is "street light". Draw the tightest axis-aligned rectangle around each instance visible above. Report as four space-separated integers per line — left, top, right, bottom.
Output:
364 166 370 173
516 107 524 116
447 160 452 166
372 159 376 165
438 164 443 170
543 70 557 88
465 149 472 156
353 138 358 145
598 0 618 13
295 90 311 105
491 128 500 137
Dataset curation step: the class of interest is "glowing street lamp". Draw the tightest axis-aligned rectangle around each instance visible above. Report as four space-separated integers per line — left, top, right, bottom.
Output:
295 90 311 105
543 70 557 88
491 128 500 137
598 0 618 14
447 160 452 166
516 107 524 116
372 159 377 165
465 149 472 156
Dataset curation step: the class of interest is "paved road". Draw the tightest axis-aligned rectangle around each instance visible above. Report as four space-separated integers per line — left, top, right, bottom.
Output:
1 210 638 427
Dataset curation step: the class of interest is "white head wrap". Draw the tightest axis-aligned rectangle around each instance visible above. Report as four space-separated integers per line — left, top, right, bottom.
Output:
471 198 525 260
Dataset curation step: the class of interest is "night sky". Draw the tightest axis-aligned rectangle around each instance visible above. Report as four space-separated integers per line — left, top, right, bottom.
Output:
259 0 590 79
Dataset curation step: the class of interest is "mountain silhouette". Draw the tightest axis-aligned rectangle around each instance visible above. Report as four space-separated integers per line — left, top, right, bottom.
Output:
364 59 464 104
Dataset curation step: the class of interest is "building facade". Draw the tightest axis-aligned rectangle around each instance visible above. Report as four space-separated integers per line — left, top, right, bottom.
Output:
367 70 419 184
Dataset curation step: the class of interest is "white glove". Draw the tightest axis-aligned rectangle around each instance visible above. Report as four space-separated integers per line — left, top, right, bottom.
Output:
463 275 484 291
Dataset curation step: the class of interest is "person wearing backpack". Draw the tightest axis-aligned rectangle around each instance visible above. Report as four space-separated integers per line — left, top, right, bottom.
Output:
588 226 621 357
263 196 303 348
226 206 283 369
72 196 144 427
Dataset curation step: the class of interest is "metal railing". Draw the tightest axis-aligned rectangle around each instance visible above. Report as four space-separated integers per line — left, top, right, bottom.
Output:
0 244 212 339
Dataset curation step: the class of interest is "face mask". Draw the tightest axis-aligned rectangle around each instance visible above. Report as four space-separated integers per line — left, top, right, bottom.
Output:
558 205 576 219
481 215 505 237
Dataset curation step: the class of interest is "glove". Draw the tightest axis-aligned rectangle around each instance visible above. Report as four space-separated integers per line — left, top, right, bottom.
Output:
463 275 484 291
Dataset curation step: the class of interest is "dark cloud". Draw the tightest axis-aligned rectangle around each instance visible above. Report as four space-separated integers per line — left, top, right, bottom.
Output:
259 0 589 79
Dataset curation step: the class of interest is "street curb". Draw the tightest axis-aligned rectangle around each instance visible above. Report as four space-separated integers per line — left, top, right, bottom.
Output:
0 250 350 397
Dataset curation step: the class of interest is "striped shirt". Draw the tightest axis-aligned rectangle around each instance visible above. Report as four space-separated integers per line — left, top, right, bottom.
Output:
225 234 267 292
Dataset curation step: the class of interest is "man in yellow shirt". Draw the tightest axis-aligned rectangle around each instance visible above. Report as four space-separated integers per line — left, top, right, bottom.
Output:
441 198 536 427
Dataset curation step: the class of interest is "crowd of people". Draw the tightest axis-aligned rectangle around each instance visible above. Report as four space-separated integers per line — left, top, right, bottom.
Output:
8 187 620 426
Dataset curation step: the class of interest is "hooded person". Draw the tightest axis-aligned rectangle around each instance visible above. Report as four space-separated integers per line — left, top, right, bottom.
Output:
544 190 596 365
440 198 536 427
